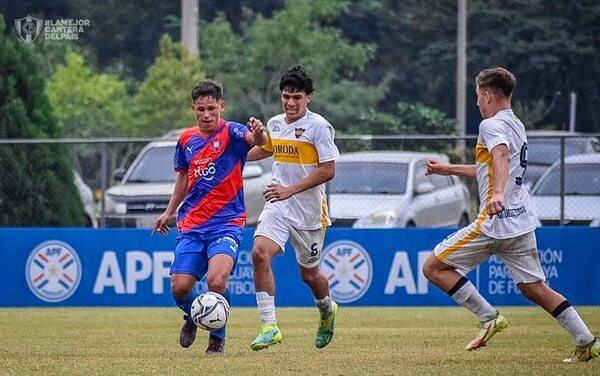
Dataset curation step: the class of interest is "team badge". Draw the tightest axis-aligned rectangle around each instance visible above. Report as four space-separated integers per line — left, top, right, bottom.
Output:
212 140 221 151
319 240 372 303
25 240 82 303
14 15 43 44
294 128 305 139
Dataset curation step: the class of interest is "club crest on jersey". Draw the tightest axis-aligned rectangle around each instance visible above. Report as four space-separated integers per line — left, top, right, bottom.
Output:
212 140 222 151
294 128 305 139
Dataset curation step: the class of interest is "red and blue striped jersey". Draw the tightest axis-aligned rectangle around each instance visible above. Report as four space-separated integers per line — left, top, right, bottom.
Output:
174 119 251 233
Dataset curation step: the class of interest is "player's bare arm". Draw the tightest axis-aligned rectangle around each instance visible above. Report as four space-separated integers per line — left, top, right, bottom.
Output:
247 145 273 161
263 161 335 203
152 171 187 236
426 159 477 178
245 116 267 146
486 144 510 217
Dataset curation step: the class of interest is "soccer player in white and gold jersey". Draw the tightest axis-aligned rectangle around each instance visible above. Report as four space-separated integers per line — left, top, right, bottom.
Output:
246 65 340 351
422 67 599 363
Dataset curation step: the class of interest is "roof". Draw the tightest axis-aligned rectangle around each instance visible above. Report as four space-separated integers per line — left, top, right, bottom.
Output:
338 150 449 163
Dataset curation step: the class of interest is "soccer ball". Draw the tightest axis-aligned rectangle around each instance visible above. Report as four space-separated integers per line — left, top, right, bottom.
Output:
190 292 230 331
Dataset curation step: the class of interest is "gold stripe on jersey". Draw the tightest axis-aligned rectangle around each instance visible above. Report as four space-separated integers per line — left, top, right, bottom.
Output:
321 196 329 227
271 139 319 165
437 143 496 261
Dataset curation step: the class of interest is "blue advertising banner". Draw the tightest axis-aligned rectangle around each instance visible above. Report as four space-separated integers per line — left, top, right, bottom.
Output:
1 228 598 307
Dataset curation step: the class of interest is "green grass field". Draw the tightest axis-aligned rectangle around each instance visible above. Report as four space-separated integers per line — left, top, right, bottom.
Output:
1 306 599 375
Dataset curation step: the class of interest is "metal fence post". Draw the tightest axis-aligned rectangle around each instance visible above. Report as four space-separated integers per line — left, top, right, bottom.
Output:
100 142 108 228
559 137 565 226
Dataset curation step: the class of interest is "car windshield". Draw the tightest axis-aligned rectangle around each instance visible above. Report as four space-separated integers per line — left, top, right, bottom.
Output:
127 146 176 183
534 163 600 196
330 162 408 194
527 139 591 165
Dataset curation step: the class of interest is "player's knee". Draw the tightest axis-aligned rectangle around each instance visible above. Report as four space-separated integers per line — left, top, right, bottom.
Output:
171 281 192 299
252 246 271 268
206 274 228 294
300 269 319 286
422 257 438 281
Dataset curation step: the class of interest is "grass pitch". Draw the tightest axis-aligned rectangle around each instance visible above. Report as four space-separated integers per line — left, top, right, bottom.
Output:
1 306 599 375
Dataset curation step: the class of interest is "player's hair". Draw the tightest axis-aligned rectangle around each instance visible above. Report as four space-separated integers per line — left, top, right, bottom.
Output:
191 80 223 101
279 65 314 94
476 67 516 98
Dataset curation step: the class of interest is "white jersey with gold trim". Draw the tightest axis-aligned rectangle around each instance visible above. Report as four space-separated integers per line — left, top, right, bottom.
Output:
261 109 339 230
475 109 537 239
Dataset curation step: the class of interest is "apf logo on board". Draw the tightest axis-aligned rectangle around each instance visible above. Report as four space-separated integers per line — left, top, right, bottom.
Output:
25 240 82 303
319 240 372 303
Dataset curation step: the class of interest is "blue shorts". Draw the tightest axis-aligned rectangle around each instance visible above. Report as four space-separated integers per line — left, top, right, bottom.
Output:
170 227 242 280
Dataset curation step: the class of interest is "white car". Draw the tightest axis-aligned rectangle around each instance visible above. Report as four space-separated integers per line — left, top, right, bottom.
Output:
101 138 272 228
329 151 471 228
530 153 600 227
526 130 599 189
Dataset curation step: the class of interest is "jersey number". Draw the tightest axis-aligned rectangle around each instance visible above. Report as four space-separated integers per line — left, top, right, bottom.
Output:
515 142 528 185
310 243 319 257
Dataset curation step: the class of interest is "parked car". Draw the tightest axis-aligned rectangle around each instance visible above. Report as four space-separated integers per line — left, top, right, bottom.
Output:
525 130 600 189
101 134 272 228
530 153 600 227
329 151 471 228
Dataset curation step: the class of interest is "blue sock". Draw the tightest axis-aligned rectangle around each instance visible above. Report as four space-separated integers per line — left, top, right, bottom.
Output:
211 289 230 340
173 291 198 318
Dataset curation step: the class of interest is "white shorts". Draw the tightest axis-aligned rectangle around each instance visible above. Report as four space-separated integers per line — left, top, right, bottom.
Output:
254 206 326 268
434 222 545 284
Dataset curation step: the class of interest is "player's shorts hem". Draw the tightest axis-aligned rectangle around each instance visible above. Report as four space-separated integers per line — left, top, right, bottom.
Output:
169 269 200 279
253 231 285 253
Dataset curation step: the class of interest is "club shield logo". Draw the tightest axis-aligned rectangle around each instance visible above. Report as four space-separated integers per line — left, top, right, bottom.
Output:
14 15 43 44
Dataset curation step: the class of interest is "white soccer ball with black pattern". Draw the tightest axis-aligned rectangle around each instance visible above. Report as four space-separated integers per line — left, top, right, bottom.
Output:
190 292 230 331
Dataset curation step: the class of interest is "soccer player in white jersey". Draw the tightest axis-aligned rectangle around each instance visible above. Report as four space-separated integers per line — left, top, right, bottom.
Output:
422 67 599 363
246 65 340 350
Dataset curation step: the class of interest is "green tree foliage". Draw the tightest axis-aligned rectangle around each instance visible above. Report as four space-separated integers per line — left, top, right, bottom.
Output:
199 0 385 134
0 15 86 226
127 35 204 136
46 51 129 138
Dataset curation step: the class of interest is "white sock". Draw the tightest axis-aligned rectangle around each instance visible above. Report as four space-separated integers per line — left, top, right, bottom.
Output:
256 291 277 326
315 295 333 319
555 307 595 346
450 279 497 322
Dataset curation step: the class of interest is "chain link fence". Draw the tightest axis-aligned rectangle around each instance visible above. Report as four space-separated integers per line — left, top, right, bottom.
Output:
1 133 598 228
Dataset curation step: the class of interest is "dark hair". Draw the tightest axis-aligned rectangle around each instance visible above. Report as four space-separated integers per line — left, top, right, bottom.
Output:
475 67 516 98
279 65 314 94
191 80 223 101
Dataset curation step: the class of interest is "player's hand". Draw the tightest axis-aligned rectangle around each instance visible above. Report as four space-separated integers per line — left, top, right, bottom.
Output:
151 213 172 237
247 117 264 134
426 159 451 176
263 183 293 203
486 192 505 218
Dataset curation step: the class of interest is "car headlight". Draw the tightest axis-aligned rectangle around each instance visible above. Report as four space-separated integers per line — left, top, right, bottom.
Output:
353 210 398 228
104 195 127 215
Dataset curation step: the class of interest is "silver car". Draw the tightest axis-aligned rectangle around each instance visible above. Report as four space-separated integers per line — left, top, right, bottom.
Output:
101 138 271 228
530 153 600 227
329 151 471 228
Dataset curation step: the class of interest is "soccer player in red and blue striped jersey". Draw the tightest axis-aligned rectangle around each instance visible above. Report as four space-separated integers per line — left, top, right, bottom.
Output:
153 80 266 354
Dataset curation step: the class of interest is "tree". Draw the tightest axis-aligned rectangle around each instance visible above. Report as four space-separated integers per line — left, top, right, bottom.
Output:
199 0 383 134
0 15 86 226
126 35 204 137
46 50 129 138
